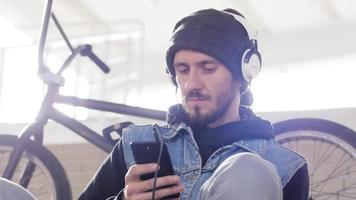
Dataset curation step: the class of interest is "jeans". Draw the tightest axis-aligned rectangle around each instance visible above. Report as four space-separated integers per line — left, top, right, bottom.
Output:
197 152 283 200
0 178 36 200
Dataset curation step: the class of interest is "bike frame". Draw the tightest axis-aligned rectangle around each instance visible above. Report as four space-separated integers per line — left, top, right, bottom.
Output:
2 86 166 180
2 85 166 181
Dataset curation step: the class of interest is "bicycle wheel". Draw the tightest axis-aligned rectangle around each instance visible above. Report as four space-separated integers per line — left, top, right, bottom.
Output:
274 118 356 200
0 134 72 200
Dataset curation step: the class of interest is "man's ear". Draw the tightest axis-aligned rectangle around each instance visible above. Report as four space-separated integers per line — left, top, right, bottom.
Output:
232 78 243 92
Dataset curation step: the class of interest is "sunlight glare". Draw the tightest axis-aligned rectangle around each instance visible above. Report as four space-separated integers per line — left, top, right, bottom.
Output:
252 55 356 112
0 46 42 123
0 16 33 47
54 69 89 121
0 49 89 123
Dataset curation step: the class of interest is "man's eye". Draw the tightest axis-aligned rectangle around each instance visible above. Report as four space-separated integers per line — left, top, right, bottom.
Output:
203 66 216 73
175 66 189 74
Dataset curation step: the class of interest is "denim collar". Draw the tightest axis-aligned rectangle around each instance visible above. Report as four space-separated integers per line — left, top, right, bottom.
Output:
164 121 268 156
163 122 192 139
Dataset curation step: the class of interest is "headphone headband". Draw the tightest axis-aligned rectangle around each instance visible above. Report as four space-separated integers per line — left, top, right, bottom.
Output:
220 11 258 42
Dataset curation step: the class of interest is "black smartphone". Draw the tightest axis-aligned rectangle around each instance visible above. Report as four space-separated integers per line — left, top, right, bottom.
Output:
130 141 180 199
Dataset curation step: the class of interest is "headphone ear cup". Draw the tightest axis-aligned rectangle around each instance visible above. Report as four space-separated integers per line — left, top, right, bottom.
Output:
241 48 261 83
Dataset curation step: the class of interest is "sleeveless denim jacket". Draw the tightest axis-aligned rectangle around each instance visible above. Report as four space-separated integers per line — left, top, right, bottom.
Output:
121 122 306 200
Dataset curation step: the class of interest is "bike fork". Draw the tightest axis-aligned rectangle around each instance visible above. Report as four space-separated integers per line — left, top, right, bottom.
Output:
3 140 37 188
2 123 44 188
19 161 37 188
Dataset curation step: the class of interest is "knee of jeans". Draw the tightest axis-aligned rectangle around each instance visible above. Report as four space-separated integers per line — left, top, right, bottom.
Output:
222 152 279 180
227 152 269 166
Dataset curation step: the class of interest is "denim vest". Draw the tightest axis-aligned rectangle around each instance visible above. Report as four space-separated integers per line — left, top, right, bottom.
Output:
122 123 306 200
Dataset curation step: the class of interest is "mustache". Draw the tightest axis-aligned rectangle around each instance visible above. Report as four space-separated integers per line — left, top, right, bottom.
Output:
184 90 211 101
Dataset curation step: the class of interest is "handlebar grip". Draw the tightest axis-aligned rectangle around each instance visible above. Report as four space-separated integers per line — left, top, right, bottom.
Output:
88 51 110 74
79 44 110 74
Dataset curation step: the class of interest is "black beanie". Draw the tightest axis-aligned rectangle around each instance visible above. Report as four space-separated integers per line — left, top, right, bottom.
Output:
166 8 253 86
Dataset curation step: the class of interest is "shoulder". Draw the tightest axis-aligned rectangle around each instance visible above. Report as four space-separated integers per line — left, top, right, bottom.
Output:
122 124 174 142
264 139 307 186
122 124 154 137
266 139 306 162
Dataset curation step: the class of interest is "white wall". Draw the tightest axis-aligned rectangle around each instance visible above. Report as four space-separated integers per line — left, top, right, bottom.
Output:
0 107 354 145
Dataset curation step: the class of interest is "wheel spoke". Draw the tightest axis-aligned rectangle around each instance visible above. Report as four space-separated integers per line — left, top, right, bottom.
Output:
276 123 356 200
0 135 71 200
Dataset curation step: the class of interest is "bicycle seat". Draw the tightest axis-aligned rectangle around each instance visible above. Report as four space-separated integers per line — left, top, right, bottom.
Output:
103 121 134 145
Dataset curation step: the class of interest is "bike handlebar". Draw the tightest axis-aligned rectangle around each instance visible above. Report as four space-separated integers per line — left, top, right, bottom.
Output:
38 0 110 85
79 44 110 74
38 0 52 75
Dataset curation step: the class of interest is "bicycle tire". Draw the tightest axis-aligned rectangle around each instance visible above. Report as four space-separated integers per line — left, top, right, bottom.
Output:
273 118 356 200
0 134 72 200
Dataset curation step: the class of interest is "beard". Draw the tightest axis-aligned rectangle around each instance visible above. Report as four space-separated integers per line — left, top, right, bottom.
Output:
182 82 239 126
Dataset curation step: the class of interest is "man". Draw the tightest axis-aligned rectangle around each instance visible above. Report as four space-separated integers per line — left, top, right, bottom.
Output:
79 8 309 200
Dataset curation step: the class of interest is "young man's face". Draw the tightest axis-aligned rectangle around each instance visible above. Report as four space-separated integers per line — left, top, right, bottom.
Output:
173 49 241 127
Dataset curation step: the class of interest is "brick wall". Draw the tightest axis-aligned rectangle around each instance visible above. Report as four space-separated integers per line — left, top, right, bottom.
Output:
48 143 109 199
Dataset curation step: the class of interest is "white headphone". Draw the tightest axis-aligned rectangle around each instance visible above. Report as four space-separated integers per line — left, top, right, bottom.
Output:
221 10 262 83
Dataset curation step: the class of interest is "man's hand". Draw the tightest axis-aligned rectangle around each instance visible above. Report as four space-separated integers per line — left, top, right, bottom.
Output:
124 163 184 200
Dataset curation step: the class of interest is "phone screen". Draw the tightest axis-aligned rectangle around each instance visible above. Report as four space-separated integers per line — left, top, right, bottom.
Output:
130 141 180 199
130 141 175 180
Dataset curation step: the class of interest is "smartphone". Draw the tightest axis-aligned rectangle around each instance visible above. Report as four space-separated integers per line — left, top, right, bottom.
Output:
130 141 180 199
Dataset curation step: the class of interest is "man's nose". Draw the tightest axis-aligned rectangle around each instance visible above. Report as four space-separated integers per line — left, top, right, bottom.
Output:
184 71 203 91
